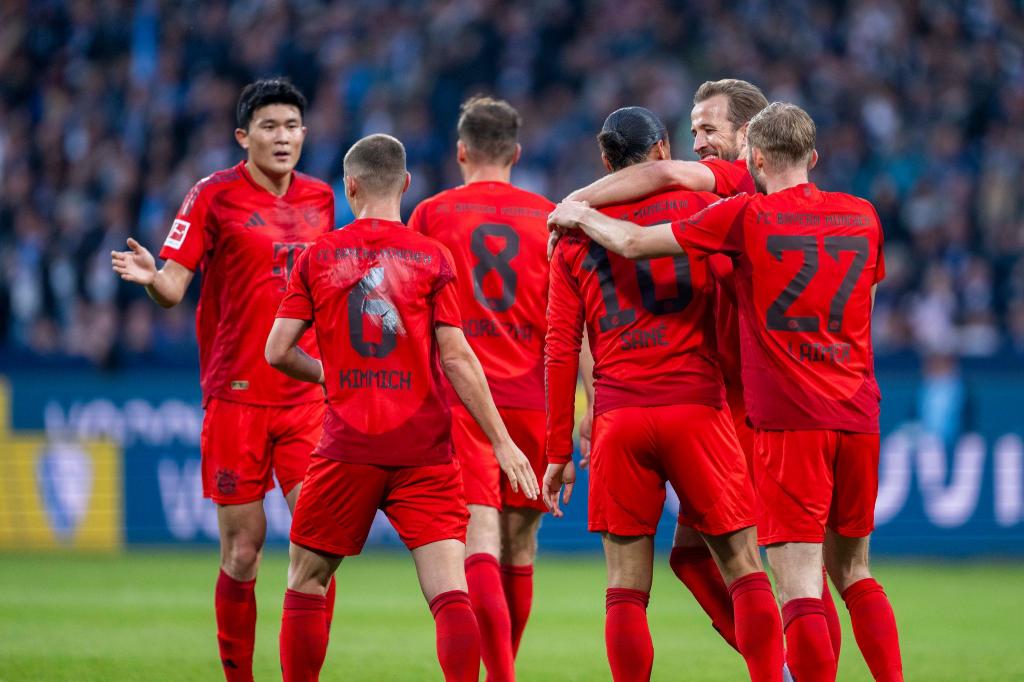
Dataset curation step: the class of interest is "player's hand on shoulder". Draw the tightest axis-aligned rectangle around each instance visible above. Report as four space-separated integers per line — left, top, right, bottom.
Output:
542 460 576 518
494 439 539 501
111 237 157 285
547 199 590 234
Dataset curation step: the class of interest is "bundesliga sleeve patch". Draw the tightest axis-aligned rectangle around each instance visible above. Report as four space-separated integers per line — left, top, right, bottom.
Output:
164 219 191 249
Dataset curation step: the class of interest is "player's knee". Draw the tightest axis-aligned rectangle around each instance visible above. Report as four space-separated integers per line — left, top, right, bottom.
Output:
222 541 262 578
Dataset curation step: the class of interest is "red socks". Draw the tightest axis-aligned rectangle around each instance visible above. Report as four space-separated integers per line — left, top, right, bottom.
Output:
605 588 653 682
215 569 257 682
465 554 515 680
842 579 904 682
430 590 482 682
500 563 534 656
280 589 328 682
669 545 738 650
821 569 842 660
728 572 785 682
782 598 837 682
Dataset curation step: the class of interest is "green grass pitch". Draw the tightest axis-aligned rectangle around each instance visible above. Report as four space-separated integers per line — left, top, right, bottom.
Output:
0 551 1021 680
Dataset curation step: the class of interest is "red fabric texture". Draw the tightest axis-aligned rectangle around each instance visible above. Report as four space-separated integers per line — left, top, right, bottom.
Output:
728 572 785 682
215 569 257 682
465 554 515 681
782 597 837 682
669 545 738 650
500 564 534 656
279 589 328 682
842 579 904 681
604 588 653 682
430 590 482 682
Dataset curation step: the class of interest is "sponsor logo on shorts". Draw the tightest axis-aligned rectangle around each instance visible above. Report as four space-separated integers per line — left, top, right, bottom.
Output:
230 381 249 391
215 468 239 496
163 219 191 249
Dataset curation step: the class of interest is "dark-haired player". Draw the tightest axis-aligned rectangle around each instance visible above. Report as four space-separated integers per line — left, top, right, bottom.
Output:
549 103 903 682
408 96 553 680
112 78 334 682
267 134 539 682
545 107 783 682
565 79 843 662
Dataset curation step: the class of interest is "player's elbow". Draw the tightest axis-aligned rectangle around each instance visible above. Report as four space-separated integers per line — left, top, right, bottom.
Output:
264 339 289 369
440 349 471 381
620 232 646 260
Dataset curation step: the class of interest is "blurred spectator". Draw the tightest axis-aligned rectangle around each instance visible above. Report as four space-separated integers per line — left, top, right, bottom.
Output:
1 0 1023 368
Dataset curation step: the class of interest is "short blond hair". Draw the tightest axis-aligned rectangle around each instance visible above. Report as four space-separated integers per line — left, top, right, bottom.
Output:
694 79 768 129
343 134 407 195
746 102 816 170
457 95 521 165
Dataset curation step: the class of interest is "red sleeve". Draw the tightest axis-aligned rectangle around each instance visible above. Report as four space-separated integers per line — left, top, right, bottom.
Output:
408 200 429 235
277 246 315 321
670 195 749 258
159 179 214 271
870 205 886 284
701 158 755 196
432 246 462 328
544 242 586 464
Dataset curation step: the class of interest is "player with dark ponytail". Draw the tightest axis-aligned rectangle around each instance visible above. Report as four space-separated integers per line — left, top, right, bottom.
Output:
597 107 670 171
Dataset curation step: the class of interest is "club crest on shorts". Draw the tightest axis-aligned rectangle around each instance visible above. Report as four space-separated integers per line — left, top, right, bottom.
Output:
215 468 239 496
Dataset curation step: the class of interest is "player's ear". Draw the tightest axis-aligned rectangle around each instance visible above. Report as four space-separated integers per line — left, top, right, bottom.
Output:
600 153 614 173
456 140 468 164
401 172 411 195
751 147 766 172
807 149 819 171
345 175 358 199
510 143 522 166
654 139 670 161
234 128 249 150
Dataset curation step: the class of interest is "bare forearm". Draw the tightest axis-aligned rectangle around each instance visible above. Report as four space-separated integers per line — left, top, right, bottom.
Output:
443 352 510 446
144 267 190 308
270 346 324 384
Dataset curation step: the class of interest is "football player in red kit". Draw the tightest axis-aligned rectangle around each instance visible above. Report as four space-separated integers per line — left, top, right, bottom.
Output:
544 106 784 682
267 134 539 682
408 96 552 681
548 103 903 682
111 79 334 682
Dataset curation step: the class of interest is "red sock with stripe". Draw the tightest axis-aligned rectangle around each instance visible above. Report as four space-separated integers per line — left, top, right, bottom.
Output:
821 568 842 660
605 588 653 682
728 571 784 682
465 554 515 680
842 579 903 681
280 589 327 682
669 545 738 650
500 563 534 656
782 597 837 682
215 569 257 682
430 590 481 682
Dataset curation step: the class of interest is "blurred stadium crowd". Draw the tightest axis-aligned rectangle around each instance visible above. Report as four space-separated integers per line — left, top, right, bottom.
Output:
1 0 1023 369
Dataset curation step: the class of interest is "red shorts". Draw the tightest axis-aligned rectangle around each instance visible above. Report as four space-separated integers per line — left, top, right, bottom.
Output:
290 454 469 556
450 404 547 512
754 429 880 545
200 398 324 505
590 403 754 537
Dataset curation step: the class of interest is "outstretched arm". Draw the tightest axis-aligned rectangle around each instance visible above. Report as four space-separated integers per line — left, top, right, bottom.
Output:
548 201 681 260
567 160 715 206
436 325 539 500
111 238 194 308
265 317 324 384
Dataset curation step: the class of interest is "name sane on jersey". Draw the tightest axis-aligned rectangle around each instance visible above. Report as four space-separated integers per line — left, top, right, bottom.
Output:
338 369 412 390
464 318 534 342
620 325 668 351
788 341 852 365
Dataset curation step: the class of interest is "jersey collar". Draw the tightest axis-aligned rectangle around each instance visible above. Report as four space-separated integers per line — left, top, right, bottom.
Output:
782 182 822 205
237 160 298 199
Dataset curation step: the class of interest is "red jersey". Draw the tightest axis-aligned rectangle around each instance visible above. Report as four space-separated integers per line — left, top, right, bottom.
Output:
159 161 334 407
409 182 553 410
702 157 756 196
671 183 885 432
546 189 724 462
277 218 463 467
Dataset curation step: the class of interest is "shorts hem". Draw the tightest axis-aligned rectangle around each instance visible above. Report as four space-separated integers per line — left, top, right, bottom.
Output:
206 491 270 506
758 532 826 546
405 532 467 551
828 525 874 538
465 497 502 510
290 532 363 557
588 523 657 537
695 519 755 537
278 477 303 498
501 500 548 514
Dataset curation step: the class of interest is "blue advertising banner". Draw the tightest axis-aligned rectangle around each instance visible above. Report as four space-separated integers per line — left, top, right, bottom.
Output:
3 368 1022 555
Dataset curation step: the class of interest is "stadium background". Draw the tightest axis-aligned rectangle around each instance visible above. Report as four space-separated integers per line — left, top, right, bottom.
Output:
1 1 1022 680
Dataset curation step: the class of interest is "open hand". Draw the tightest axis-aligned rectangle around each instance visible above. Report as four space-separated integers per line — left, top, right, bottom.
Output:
111 238 157 285
494 440 540 501
542 460 576 518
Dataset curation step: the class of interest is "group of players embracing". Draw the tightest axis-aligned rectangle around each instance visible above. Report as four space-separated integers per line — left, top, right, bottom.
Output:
110 75 903 682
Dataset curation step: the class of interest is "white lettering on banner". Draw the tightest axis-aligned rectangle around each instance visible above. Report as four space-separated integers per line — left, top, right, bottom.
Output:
874 430 913 526
917 433 985 528
45 399 202 446
156 458 291 541
995 434 1023 527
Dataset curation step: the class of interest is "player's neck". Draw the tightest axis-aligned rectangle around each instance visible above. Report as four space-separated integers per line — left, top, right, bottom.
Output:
764 169 810 195
353 199 402 222
245 160 292 197
460 164 512 185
